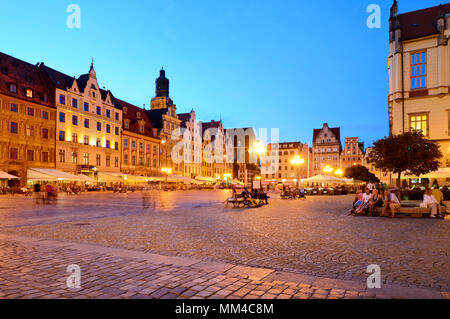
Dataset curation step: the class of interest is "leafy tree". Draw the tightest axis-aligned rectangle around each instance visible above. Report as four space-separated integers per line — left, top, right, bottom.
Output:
343 165 380 183
367 130 442 187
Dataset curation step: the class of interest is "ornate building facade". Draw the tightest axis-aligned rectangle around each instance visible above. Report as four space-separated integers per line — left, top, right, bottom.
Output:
389 2 450 171
147 69 182 175
340 137 364 169
0 52 56 186
178 110 203 179
264 142 311 184
312 123 342 175
116 99 160 177
41 62 122 177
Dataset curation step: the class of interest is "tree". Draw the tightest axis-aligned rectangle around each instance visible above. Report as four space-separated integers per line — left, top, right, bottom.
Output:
367 130 442 187
343 165 380 183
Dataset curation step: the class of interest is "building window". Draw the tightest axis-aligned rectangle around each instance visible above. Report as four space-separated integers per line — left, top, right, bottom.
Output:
115 157 119 168
96 154 101 166
106 140 111 149
72 115 78 126
106 156 111 167
115 112 119 121
59 150 65 162
27 107 34 116
124 154 129 165
96 138 101 147
124 139 128 148
146 144 150 152
10 103 18 112
84 135 89 145
42 111 49 120
42 152 49 163
59 112 65 122
132 140 136 149
59 95 66 105
106 124 111 134
26 124 34 136
97 122 101 131
84 102 89 112
72 98 78 108
59 130 65 141
72 152 78 164
114 142 119 151
42 128 49 139
115 127 119 135
96 106 101 115
410 113 428 136
411 52 427 89
132 155 136 166
9 84 17 93
72 133 78 143
10 122 18 134
83 153 89 165
10 148 18 160
84 119 89 128
139 142 143 150
106 109 111 118
26 89 33 98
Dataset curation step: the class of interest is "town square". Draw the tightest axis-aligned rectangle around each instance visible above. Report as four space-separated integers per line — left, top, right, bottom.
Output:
0 0 449 306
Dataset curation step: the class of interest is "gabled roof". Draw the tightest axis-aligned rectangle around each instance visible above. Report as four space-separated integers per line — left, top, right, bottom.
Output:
147 108 170 132
115 98 156 139
202 120 222 135
178 112 192 128
398 4 450 41
0 52 54 107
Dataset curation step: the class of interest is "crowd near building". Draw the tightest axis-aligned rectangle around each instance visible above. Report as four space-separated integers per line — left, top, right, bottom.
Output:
1 2 449 189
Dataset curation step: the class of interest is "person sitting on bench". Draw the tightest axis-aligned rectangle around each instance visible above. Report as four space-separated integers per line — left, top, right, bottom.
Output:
242 188 259 207
422 188 439 218
381 189 400 218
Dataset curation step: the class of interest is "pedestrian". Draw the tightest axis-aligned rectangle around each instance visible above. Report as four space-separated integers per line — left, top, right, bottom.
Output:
421 188 439 218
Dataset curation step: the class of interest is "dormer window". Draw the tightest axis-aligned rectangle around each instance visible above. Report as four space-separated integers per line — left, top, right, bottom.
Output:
124 120 129 129
140 124 145 133
26 89 33 98
123 107 127 114
9 84 17 93
137 112 141 119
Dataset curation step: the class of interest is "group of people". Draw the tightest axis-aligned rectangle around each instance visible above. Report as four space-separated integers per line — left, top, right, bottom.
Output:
281 185 306 199
353 183 446 218
225 187 270 208
33 183 58 204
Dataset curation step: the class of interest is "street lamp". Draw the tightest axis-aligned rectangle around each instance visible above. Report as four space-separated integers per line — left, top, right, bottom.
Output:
335 169 343 177
291 155 305 189
161 167 172 186
323 165 334 175
249 141 267 187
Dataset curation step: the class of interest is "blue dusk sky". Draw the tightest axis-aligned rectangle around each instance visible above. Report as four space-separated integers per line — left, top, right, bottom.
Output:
0 0 443 146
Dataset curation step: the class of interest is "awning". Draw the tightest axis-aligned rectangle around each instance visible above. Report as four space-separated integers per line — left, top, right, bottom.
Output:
27 168 79 181
0 171 20 180
73 174 96 183
401 168 450 180
302 175 344 183
97 172 124 183
195 176 217 183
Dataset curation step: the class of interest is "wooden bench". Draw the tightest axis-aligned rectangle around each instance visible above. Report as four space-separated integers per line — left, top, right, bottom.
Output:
368 206 432 218
226 196 261 208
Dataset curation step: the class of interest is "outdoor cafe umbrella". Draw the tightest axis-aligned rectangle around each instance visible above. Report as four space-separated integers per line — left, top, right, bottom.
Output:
0 171 20 180
302 174 343 183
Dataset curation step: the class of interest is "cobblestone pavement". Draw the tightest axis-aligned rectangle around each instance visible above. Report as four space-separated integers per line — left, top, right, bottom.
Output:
0 191 449 293
0 234 446 299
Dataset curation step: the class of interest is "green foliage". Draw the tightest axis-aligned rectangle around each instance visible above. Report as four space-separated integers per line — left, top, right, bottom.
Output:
367 130 442 185
343 165 380 183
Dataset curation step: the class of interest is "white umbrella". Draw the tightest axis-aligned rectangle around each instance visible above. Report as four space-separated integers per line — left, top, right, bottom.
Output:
0 171 20 180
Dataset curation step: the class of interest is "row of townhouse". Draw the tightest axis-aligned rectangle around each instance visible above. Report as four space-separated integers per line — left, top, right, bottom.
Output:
0 52 254 186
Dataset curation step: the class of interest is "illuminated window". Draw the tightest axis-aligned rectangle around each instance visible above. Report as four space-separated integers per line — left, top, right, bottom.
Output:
9 84 17 93
26 89 33 98
72 152 78 164
96 154 101 166
411 52 427 89
410 113 428 136
84 136 89 145
59 150 65 162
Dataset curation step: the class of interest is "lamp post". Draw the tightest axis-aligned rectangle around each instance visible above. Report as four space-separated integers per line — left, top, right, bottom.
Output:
335 169 343 178
323 165 334 175
161 167 172 186
249 141 267 188
291 156 305 190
